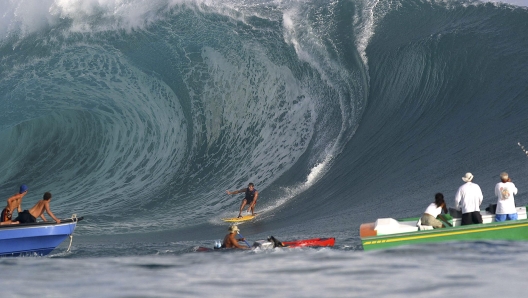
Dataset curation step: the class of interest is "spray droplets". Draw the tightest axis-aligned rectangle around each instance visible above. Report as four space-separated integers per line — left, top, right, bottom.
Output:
518 142 528 156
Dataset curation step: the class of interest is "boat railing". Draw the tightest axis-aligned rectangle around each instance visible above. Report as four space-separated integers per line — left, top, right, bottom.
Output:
370 206 528 236
0 215 84 230
450 206 526 227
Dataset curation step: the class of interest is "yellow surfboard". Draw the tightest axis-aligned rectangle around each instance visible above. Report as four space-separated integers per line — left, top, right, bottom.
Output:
221 214 257 222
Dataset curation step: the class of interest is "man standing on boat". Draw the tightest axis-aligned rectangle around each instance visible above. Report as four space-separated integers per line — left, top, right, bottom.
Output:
494 172 518 222
226 183 259 218
0 185 28 225
454 173 483 225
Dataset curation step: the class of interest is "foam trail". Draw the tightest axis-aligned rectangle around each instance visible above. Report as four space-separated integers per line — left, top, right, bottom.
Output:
261 154 334 214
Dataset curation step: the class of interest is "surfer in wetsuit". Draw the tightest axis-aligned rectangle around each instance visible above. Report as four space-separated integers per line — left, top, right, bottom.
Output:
15 192 61 224
0 185 28 225
222 225 250 249
226 183 259 218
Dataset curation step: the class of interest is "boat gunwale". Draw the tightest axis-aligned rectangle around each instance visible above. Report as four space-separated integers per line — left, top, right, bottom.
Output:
361 218 528 243
0 217 83 230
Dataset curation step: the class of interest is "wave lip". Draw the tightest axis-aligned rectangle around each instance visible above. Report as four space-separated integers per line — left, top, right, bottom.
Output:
1 0 371 235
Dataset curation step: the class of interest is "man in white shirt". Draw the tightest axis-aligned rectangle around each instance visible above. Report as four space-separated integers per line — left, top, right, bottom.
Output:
454 172 483 225
495 172 518 222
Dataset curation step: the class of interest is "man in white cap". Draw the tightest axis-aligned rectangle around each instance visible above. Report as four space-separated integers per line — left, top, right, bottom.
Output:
454 172 483 225
495 172 518 222
222 225 250 249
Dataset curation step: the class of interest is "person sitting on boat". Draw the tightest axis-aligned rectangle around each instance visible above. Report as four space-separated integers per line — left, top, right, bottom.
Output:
0 185 28 225
222 225 250 249
454 172 483 225
226 183 259 218
494 172 518 222
15 192 61 224
420 193 452 228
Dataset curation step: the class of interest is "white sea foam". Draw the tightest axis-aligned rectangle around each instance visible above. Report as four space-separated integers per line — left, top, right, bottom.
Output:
481 0 528 7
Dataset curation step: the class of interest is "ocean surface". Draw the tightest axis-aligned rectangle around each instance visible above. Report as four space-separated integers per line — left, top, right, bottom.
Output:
1 0 528 296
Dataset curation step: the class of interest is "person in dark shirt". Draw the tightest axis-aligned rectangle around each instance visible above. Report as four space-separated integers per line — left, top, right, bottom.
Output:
226 183 259 218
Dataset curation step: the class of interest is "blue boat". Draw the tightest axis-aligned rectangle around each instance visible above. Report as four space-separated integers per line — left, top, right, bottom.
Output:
0 216 83 257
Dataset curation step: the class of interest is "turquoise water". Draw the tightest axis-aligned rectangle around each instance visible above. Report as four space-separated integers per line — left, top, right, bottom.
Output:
1 0 528 296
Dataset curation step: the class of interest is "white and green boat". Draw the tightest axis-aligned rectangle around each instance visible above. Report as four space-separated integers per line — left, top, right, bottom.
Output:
360 206 528 251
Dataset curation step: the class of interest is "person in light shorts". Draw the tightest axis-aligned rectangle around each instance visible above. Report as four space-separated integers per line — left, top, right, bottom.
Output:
495 172 518 222
421 193 452 228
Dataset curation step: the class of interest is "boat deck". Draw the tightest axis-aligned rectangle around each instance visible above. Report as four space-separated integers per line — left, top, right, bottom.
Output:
361 207 527 237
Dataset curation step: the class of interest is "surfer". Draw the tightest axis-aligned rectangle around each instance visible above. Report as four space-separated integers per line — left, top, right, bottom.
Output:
0 185 28 225
226 183 259 218
222 225 250 249
15 192 61 224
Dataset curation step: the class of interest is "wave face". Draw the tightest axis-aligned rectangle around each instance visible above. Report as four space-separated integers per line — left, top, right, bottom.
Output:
1 0 527 237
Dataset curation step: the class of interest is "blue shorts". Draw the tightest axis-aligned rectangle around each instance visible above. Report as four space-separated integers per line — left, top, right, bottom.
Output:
495 213 518 222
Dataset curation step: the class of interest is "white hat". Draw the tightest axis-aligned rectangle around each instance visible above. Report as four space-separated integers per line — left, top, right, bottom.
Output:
228 225 240 234
462 172 473 182
500 172 509 179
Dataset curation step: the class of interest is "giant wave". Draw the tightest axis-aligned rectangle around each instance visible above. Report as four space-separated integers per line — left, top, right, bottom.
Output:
1 0 527 241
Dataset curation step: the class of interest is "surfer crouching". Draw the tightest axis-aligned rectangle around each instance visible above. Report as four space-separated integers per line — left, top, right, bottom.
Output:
226 183 258 218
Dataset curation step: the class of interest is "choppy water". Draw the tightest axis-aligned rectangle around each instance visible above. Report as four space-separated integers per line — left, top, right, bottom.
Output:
3 240 528 297
1 0 528 296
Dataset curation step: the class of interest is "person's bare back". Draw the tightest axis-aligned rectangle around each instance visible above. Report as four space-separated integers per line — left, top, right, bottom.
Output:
222 225 249 249
29 200 49 220
24 192 60 223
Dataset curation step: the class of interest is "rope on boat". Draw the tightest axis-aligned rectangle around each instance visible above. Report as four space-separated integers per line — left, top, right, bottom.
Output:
66 214 78 253
66 235 73 253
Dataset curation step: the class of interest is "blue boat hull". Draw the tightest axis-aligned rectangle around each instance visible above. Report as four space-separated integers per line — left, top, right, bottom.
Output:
0 218 82 257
